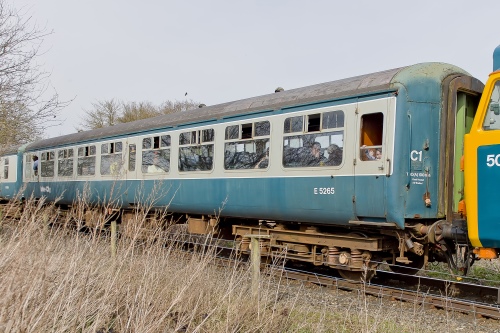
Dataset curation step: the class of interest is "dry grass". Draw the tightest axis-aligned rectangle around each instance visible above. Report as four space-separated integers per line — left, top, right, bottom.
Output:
0 198 482 332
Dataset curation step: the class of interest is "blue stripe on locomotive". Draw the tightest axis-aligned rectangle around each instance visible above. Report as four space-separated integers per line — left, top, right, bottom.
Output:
477 145 500 248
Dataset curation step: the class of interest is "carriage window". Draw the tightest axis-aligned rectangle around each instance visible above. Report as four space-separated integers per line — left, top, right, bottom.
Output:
101 141 123 175
161 135 171 148
202 129 214 142
359 112 383 161
58 148 74 177
142 135 170 173
77 145 96 176
129 144 136 172
179 132 193 145
24 155 33 179
225 125 239 140
224 121 270 170
40 151 55 177
142 138 152 149
241 124 252 139
307 114 321 132
179 129 214 171
283 111 345 168
3 157 8 179
323 111 344 129
284 116 303 133
255 121 270 137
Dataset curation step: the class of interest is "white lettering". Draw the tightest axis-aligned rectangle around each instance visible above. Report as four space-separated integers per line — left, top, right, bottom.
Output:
410 150 422 162
314 187 335 195
486 154 500 167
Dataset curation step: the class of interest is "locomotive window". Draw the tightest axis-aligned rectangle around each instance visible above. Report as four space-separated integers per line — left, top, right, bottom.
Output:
101 144 109 154
307 114 321 132
284 116 303 133
4 157 8 165
359 112 384 161
255 121 270 137
483 81 500 130
323 111 344 129
58 148 74 177
283 110 345 168
40 150 55 177
225 125 239 140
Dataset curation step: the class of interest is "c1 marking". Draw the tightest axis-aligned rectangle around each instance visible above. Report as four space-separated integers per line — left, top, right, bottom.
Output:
486 154 500 167
411 150 422 162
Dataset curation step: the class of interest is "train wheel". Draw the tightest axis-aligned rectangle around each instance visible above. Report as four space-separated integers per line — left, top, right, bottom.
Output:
389 253 424 275
338 268 375 282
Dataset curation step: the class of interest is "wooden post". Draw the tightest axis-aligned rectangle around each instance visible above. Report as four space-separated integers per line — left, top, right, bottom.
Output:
251 236 260 296
245 234 270 297
111 220 117 258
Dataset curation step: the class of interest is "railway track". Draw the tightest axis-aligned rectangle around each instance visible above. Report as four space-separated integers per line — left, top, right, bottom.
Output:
207 240 500 320
265 265 500 320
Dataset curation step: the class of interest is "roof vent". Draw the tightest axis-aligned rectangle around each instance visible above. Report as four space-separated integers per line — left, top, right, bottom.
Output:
275 87 284 93
198 104 206 108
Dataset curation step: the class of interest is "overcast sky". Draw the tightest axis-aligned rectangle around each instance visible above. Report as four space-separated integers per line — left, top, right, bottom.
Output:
15 0 500 138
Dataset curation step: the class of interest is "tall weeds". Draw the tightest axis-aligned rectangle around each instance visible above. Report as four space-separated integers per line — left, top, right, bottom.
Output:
0 193 455 332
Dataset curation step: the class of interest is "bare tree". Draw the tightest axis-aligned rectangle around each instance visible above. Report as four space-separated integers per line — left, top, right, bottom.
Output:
118 101 160 123
0 2 67 148
79 99 202 130
78 99 121 130
159 99 200 115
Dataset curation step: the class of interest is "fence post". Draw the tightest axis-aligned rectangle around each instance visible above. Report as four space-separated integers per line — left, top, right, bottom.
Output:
245 234 270 297
111 220 117 258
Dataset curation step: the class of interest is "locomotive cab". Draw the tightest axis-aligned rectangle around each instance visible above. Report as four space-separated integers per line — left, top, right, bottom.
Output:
464 49 500 258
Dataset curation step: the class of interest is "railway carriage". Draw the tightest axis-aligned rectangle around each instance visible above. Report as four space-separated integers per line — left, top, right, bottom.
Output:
3 60 498 279
0 145 24 202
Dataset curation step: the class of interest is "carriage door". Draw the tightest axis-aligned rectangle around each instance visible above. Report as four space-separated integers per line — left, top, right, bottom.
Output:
353 98 393 219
